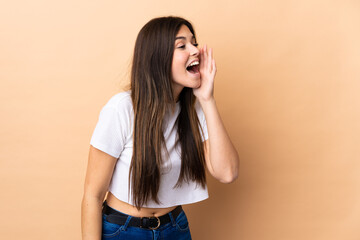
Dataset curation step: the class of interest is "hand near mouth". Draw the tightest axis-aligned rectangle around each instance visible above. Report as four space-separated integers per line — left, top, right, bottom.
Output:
193 44 217 103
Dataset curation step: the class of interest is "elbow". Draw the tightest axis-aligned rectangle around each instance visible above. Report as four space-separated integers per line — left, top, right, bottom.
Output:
82 184 108 204
219 171 238 184
218 166 239 184
210 154 240 184
218 158 239 184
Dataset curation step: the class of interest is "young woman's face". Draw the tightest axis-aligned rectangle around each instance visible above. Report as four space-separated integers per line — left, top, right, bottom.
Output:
171 24 200 100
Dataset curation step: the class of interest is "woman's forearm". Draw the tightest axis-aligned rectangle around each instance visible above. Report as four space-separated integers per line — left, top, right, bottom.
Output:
81 195 103 240
199 97 239 183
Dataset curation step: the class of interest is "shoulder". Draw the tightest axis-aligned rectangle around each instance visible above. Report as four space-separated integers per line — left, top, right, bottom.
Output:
102 90 133 112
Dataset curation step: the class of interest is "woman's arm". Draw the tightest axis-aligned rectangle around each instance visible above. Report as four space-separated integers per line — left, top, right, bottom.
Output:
201 98 239 183
81 146 118 240
194 45 239 183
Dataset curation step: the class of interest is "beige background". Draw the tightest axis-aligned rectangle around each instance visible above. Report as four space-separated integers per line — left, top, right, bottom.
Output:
1 0 360 239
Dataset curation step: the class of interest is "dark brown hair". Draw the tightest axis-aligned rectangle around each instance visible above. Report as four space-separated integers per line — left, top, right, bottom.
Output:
130 16 206 209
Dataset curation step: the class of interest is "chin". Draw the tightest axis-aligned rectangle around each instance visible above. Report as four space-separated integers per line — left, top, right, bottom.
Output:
173 75 201 89
184 81 200 90
187 76 201 88
192 81 201 89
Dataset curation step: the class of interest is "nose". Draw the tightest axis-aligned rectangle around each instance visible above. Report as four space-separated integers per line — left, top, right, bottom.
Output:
190 44 200 56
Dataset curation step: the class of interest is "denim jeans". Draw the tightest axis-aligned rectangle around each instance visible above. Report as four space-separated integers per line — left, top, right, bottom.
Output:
101 206 192 240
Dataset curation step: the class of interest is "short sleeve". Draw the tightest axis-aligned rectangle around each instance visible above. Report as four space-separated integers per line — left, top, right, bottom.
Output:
195 101 208 142
90 106 129 158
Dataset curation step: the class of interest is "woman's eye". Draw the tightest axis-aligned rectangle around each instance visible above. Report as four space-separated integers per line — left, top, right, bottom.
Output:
177 43 198 49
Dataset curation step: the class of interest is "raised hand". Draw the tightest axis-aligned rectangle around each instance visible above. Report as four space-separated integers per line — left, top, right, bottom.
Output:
193 45 217 102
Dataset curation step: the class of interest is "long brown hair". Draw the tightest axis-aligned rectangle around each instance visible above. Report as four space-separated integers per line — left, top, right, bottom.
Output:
130 16 206 209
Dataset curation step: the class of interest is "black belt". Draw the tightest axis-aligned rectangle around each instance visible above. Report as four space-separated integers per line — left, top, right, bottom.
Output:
102 201 183 230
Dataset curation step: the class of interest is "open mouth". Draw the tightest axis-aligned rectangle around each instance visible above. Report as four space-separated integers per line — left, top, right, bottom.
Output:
186 61 200 74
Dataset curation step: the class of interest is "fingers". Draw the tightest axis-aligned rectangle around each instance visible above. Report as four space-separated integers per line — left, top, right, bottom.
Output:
200 46 205 70
212 58 216 76
200 44 216 75
204 45 208 69
208 47 212 72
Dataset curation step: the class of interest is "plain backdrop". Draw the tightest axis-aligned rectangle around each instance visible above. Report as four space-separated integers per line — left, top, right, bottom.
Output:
1 0 360 239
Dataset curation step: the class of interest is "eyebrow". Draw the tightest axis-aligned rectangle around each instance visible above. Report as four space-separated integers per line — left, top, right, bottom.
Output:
175 36 195 41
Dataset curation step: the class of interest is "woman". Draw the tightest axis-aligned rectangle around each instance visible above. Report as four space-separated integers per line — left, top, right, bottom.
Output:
81 16 239 240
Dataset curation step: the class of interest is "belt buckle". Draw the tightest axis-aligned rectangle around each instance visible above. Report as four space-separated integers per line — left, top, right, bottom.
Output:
148 216 160 230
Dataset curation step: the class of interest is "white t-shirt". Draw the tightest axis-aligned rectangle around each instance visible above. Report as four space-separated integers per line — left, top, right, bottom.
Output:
90 90 209 208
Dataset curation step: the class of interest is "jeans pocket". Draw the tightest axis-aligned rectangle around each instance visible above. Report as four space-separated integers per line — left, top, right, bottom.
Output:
175 211 190 232
102 215 123 238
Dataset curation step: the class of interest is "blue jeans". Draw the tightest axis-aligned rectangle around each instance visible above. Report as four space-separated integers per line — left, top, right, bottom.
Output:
102 206 192 240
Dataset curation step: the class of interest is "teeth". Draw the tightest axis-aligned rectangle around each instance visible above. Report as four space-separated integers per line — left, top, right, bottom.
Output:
188 61 199 67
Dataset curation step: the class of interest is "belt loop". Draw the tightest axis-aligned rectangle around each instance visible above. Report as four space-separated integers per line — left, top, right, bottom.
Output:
122 215 132 231
168 212 176 226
